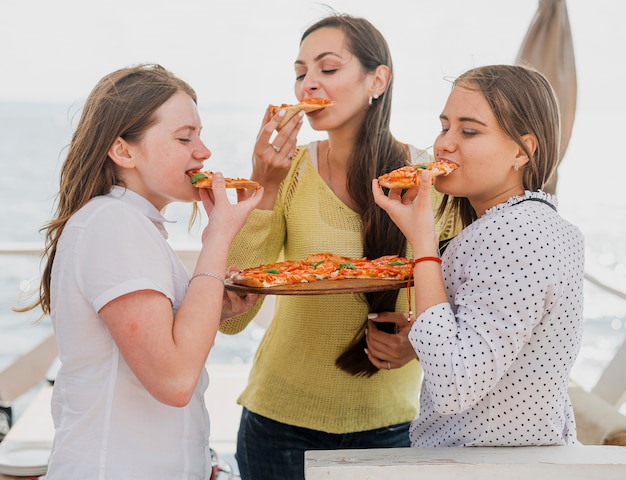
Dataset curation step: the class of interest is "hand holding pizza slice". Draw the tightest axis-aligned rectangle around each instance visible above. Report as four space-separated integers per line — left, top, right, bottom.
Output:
269 98 336 130
377 160 457 189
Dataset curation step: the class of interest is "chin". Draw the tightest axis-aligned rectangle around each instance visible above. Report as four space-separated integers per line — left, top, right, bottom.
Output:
433 178 458 197
183 182 198 195
307 117 328 132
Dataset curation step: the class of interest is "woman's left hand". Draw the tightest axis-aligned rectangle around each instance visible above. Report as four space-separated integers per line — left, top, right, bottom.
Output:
365 312 417 370
220 266 263 322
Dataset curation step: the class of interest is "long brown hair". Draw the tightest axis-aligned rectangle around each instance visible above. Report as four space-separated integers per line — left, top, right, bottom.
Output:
22 64 197 316
302 15 410 375
437 64 561 227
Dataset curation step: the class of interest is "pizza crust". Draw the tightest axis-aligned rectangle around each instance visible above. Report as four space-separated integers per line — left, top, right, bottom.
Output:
269 98 335 130
229 274 268 288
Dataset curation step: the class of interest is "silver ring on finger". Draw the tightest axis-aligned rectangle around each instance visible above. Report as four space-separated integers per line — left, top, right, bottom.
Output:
271 144 281 153
387 361 391 371
287 154 294 161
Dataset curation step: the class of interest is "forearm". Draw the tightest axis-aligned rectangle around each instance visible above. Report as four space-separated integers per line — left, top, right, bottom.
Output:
220 208 284 333
412 259 448 317
145 235 232 404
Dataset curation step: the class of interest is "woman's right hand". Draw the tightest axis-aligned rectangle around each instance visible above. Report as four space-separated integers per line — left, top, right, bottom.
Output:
365 312 418 370
249 106 303 209
372 170 439 258
198 173 263 244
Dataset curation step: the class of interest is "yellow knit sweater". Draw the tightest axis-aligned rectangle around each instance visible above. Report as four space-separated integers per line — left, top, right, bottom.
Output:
221 143 457 433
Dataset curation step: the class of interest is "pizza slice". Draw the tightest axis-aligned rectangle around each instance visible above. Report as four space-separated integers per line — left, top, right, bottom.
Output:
269 98 336 130
303 253 352 277
230 259 320 288
377 160 457 189
187 170 260 190
368 255 414 280
329 255 413 280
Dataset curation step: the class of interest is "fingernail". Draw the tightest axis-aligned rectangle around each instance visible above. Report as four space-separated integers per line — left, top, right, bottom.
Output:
278 108 286 117
367 313 378 319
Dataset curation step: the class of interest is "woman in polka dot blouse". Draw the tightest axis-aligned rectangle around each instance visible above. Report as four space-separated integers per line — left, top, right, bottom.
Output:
372 64 584 447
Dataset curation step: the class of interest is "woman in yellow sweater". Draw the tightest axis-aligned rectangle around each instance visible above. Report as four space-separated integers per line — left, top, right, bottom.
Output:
221 14 456 480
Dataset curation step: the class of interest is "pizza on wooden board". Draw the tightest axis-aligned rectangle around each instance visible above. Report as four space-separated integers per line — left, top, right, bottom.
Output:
269 98 336 130
377 160 457 189
229 253 413 288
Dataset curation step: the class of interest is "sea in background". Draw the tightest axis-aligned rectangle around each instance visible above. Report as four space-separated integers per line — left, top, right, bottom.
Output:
1 100 625 417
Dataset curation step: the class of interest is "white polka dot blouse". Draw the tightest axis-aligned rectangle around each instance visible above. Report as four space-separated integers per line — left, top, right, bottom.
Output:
409 191 585 447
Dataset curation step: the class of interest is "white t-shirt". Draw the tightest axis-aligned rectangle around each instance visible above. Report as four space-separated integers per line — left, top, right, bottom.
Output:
47 186 211 480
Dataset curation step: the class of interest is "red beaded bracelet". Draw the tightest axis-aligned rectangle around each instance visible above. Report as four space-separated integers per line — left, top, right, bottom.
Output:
413 256 442 265
406 256 442 318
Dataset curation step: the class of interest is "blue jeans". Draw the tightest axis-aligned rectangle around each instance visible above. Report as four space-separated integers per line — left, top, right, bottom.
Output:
236 407 410 480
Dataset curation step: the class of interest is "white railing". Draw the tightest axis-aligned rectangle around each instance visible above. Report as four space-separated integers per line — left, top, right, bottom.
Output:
3 243 625 299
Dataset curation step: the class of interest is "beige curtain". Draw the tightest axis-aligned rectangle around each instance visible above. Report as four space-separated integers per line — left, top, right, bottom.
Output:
516 0 577 195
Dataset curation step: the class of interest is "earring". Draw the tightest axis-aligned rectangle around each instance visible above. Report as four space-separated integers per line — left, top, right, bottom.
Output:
514 162 519 171
369 94 380 106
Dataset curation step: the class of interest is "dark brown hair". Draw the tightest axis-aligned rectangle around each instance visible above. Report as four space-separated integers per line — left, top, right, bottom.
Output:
302 15 410 375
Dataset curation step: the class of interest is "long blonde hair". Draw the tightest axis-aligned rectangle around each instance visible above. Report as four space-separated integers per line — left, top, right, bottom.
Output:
23 64 197 315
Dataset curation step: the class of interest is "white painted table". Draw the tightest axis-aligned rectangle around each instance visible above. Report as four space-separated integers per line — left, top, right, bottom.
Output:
305 446 626 480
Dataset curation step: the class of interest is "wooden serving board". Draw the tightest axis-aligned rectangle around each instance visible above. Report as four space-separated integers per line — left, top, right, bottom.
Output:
224 277 413 295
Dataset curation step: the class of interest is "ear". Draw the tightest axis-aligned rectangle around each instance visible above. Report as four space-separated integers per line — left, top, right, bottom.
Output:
369 64 391 98
515 133 537 167
108 137 135 169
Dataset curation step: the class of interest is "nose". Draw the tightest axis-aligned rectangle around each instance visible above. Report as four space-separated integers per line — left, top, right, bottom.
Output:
299 72 319 96
194 140 211 161
434 132 456 157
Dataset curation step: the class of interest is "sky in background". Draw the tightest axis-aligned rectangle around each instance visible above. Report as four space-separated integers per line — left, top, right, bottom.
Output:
2 0 624 113
2 0 626 217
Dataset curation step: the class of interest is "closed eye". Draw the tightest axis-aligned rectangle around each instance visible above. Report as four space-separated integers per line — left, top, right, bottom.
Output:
462 129 478 136
439 127 479 137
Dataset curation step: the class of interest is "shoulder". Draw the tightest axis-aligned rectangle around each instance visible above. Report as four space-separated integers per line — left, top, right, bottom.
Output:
466 200 579 255
67 196 157 247
68 195 135 226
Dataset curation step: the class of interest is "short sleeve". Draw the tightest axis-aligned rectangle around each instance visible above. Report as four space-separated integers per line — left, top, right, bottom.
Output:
75 202 176 312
